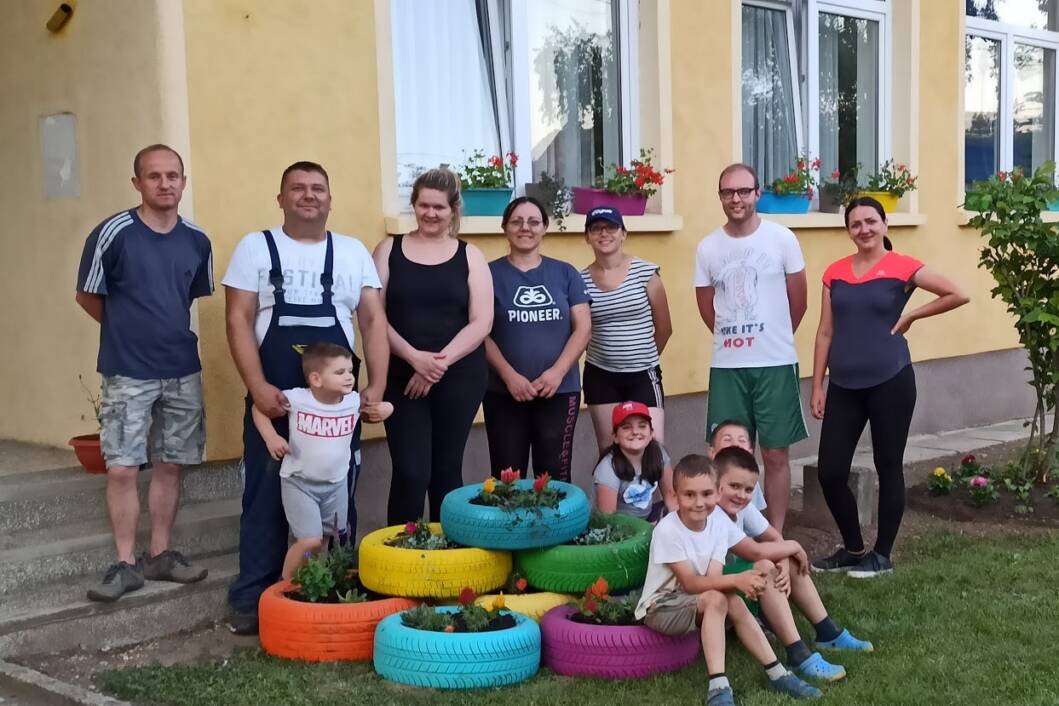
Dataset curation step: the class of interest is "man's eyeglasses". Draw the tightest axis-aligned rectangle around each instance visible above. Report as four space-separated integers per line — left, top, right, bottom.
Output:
718 187 757 201
587 222 621 235
508 218 544 229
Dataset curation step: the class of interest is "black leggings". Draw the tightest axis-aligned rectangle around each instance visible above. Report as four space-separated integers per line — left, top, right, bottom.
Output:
817 364 916 559
482 390 580 483
384 360 487 525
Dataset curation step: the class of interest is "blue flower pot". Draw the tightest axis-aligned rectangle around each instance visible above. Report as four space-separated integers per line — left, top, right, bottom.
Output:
462 188 513 216
757 191 811 214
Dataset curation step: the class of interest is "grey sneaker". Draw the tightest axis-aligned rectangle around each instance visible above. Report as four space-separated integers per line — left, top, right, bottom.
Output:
141 549 207 584
847 551 894 579
87 561 144 602
810 547 865 573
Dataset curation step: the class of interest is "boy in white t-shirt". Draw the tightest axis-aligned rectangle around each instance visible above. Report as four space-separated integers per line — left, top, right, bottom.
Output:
635 455 820 705
714 446 874 687
252 342 391 578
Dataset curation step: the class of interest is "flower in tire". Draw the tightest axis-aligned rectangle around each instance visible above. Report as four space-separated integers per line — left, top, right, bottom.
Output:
400 586 512 633
570 576 640 626
386 519 456 550
474 469 565 518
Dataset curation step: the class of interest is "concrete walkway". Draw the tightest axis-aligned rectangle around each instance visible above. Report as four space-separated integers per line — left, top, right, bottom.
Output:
790 413 1054 489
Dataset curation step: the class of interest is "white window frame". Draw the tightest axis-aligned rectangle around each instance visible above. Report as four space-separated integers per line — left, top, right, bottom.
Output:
965 15 1059 174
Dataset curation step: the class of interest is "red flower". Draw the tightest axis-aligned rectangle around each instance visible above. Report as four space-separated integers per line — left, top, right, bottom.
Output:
489 155 503 168
589 576 609 599
458 587 477 606
831 169 842 180
533 473 551 493
635 177 646 189
583 598 598 613
897 164 907 172
796 159 806 170
404 521 417 534
444 625 456 633
962 454 976 465
500 468 520 484
997 171 1007 182
811 158 822 169
515 577 528 592
506 151 519 167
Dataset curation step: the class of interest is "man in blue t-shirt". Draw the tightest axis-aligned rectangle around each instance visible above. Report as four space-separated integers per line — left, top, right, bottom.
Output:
75 144 214 603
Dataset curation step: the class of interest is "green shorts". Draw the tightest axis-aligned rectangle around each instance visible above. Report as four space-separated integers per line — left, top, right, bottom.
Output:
723 555 760 616
706 364 808 449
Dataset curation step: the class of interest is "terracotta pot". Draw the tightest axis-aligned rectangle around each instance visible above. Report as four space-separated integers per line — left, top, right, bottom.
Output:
68 434 106 474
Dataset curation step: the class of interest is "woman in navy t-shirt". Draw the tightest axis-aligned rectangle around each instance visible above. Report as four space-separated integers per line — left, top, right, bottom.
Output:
483 197 592 482
809 196 969 578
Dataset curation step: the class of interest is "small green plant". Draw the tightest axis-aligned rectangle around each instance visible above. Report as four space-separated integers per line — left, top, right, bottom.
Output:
928 467 954 496
290 557 333 602
385 520 456 550
573 512 634 545
1002 477 1033 502
768 155 820 198
289 528 363 603
536 171 570 232
400 587 507 633
598 148 673 199
457 150 517 189
820 166 861 205
1046 485 1059 501
78 374 102 430
474 469 565 516
862 159 918 197
968 476 999 507
571 577 640 626
952 454 986 486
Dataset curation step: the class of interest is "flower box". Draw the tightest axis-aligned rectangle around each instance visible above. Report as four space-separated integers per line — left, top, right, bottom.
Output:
571 187 648 216
757 191 811 214
818 187 844 214
461 187 512 216
857 190 899 212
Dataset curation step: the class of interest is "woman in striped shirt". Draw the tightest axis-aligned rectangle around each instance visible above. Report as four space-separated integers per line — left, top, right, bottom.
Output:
580 207 672 452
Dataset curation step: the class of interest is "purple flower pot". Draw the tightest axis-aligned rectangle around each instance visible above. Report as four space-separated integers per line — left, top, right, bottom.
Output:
571 187 648 216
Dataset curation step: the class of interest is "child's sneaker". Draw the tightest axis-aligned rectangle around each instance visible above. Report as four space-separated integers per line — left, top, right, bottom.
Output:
817 628 874 652
810 547 863 573
796 652 846 682
706 686 736 706
767 672 822 699
86 561 144 602
847 551 893 579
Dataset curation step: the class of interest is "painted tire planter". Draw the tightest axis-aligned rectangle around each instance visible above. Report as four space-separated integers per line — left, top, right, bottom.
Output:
358 523 511 598
258 580 418 662
440 480 591 551
474 592 574 622
571 186 648 216
373 606 541 689
756 191 811 214
540 605 700 679
516 513 652 593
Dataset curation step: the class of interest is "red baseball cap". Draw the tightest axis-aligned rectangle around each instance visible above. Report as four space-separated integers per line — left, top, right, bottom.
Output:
612 401 652 430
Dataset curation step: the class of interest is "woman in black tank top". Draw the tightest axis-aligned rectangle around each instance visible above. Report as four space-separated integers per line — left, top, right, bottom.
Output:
373 168 492 524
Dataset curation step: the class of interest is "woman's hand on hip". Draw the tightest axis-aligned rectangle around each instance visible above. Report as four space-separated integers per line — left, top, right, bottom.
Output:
504 371 537 402
810 385 826 420
404 372 433 400
891 314 913 335
531 367 563 399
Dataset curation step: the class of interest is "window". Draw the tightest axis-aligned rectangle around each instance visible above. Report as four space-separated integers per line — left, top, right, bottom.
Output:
965 0 1059 188
741 1 888 191
390 0 637 206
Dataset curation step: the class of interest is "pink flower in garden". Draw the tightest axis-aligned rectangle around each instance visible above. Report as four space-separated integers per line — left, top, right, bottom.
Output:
970 476 989 488
831 169 842 180
533 473 551 493
500 468 520 484
404 521 417 535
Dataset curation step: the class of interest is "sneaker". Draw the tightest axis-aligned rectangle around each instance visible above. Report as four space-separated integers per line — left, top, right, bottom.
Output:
227 609 259 636
796 652 846 682
847 551 893 579
87 561 144 602
767 672 823 699
810 547 865 573
706 686 736 706
817 628 874 652
141 549 208 584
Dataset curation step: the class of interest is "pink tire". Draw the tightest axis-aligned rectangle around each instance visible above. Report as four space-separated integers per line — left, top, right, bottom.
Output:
540 606 700 679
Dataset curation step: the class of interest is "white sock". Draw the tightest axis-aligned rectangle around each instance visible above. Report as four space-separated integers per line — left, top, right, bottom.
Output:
708 676 731 692
765 663 788 680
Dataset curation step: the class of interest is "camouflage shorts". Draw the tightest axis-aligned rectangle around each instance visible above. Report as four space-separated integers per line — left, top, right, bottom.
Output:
100 373 205 469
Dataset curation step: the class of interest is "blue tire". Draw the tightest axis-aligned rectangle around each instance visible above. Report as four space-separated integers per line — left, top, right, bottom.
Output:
373 606 541 689
440 480 591 550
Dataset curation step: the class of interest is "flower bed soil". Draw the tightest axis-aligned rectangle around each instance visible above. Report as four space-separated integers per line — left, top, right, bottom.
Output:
448 613 517 633
906 483 1059 526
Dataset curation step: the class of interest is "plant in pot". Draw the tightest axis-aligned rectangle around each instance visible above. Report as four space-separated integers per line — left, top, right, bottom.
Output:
525 171 571 231
69 374 106 474
258 536 418 662
540 577 700 679
858 159 917 212
457 149 517 216
373 585 542 689
757 156 819 214
358 519 511 598
440 468 591 550
515 511 652 593
818 166 860 214
474 570 574 623
571 149 673 216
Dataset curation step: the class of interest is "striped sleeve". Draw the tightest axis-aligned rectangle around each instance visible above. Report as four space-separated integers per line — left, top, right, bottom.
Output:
76 211 133 295
183 218 215 298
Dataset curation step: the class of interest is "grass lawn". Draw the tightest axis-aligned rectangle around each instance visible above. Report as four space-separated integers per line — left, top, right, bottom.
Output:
99 529 1059 706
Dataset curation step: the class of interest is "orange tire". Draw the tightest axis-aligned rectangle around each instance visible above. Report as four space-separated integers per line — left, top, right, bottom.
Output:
258 580 418 662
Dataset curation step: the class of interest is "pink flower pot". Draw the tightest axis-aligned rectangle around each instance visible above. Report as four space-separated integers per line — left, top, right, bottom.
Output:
571 187 648 216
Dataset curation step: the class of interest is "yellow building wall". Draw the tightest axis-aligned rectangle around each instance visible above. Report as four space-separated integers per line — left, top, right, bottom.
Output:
0 0 172 445
0 0 1022 454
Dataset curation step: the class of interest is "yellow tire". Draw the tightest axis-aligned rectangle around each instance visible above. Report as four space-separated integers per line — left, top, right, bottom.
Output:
473 592 574 622
359 523 511 599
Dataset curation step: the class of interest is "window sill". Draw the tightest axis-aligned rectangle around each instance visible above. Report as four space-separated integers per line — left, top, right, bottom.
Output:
765 212 927 229
384 213 684 235
956 209 1059 226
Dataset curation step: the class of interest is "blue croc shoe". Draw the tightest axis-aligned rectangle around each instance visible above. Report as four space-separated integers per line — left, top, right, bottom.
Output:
768 673 823 699
796 652 846 682
706 686 736 706
817 628 874 653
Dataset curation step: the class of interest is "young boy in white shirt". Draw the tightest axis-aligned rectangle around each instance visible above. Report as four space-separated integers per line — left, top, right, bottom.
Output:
636 455 821 705
252 342 391 578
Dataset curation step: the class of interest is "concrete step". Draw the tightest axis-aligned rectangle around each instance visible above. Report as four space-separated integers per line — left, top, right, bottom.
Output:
0 498 242 595
0 553 238 659
0 461 242 533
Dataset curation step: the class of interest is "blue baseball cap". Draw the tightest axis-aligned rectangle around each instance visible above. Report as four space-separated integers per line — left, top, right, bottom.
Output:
585 206 625 231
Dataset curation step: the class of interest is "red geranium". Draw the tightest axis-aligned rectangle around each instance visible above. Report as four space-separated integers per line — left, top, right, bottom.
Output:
458 587 477 606
533 472 551 493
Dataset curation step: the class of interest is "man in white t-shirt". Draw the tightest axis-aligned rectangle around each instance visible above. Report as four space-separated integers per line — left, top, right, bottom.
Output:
223 161 389 634
694 163 809 532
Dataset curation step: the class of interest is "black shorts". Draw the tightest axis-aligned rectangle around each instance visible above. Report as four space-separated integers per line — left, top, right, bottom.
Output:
582 362 664 408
